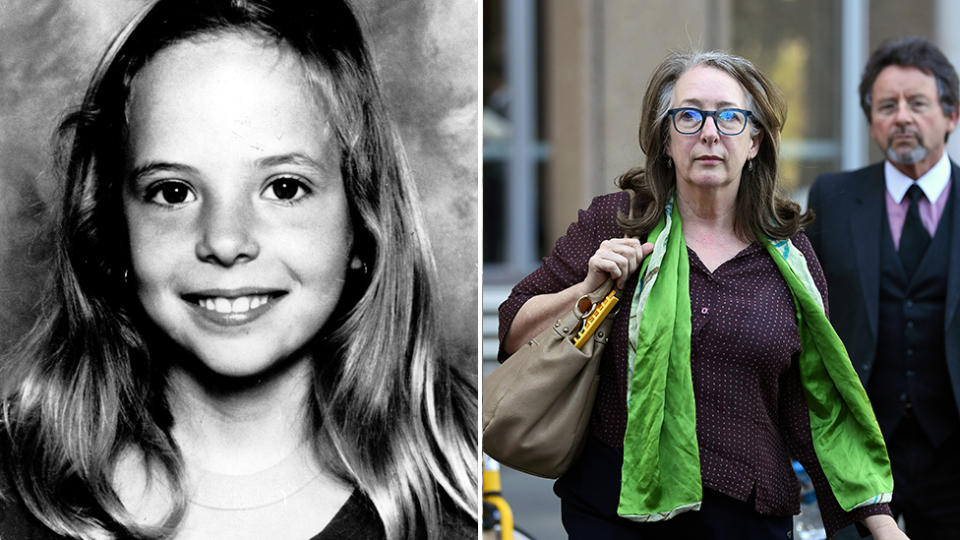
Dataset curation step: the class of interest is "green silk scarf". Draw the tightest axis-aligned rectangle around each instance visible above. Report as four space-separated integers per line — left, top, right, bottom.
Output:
617 195 893 521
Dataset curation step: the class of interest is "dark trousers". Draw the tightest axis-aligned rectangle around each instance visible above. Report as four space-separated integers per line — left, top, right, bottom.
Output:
835 414 960 540
555 437 793 540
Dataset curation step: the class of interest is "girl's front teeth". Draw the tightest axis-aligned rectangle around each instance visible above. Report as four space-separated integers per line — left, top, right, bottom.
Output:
200 296 269 314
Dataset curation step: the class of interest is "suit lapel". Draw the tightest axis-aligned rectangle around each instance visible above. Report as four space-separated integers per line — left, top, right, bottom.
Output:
850 165 884 340
946 161 960 331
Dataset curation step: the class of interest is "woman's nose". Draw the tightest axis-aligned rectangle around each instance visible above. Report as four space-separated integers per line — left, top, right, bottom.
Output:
195 198 260 266
700 115 721 142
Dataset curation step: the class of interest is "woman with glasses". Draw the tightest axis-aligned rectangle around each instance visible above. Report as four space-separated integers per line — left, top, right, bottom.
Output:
498 51 906 539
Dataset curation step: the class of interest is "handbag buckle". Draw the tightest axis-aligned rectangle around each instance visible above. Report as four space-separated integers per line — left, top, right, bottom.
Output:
575 295 596 319
572 290 620 349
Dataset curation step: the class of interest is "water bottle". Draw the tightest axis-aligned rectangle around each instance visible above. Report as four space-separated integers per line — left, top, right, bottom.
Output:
793 461 826 540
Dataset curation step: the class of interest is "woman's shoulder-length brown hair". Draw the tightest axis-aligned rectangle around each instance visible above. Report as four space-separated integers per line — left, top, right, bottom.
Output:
617 50 812 242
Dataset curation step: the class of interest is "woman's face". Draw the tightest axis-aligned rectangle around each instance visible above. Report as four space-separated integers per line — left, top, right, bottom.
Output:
666 65 761 193
122 33 352 379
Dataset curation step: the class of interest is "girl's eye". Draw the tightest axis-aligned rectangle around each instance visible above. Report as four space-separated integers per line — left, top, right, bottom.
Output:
146 181 196 206
263 176 311 202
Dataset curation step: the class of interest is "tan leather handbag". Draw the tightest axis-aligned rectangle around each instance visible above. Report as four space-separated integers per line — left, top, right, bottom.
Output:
482 279 620 478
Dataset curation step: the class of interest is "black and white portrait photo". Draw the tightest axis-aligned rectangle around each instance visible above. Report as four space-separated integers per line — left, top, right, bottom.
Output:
0 1 478 538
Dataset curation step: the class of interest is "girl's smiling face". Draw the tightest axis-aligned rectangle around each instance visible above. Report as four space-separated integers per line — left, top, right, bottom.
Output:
122 33 352 378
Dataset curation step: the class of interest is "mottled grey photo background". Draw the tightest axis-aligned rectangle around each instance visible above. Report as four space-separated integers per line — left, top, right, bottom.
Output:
0 1 479 370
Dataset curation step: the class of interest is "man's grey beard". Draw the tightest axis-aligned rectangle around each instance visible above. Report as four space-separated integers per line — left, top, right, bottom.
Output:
886 144 928 165
885 131 928 165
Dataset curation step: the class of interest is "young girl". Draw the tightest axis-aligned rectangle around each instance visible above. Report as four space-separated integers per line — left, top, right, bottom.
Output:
0 1 477 539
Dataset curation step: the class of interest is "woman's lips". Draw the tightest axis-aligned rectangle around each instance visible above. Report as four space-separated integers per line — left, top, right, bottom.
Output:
181 290 286 327
695 155 723 164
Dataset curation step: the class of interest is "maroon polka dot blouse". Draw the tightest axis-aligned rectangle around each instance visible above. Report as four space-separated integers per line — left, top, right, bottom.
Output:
497 191 890 536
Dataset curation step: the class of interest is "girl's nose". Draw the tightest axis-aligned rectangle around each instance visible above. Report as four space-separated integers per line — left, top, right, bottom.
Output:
195 198 260 266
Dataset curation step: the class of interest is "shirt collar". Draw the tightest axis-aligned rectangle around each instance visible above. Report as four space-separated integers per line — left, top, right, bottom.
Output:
884 152 952 203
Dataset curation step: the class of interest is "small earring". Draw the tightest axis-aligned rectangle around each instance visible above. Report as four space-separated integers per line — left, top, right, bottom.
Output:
746 159 753 172
123 269 130 285
666 157 673 169
350 256 369 275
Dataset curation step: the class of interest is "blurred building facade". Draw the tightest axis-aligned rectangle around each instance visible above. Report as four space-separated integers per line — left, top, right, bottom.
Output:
484 0 960 286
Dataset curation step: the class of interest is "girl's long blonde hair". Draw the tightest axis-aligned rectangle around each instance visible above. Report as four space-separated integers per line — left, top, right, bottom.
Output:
1 1 476 538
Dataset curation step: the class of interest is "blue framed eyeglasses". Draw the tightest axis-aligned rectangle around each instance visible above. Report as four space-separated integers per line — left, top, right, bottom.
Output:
667 107 753 136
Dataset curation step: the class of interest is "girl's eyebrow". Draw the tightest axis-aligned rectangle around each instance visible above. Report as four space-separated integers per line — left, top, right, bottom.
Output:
127 153 332 184
127 162 199 183
255 152 331 173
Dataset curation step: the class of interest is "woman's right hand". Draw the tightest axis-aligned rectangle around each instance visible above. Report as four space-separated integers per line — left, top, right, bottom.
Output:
583 238 655 292
501 238 653 355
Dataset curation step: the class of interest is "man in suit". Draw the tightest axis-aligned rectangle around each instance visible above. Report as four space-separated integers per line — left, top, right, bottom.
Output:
807 37 960 539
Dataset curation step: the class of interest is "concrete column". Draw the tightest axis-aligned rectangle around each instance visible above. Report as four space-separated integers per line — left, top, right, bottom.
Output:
841 0 869 170
505 0 538 269
544 0 715 245
544 0 596 247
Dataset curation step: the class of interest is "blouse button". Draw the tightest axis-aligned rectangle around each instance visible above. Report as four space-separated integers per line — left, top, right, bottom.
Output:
701 307 709 315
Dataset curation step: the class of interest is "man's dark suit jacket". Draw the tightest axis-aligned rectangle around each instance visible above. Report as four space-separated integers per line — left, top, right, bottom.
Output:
805 161 960 420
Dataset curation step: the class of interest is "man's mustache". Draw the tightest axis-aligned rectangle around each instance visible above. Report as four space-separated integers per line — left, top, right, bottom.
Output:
888 126 923 141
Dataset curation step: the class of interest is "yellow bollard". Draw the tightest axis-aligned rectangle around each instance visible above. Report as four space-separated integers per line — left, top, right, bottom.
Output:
482 454 515 540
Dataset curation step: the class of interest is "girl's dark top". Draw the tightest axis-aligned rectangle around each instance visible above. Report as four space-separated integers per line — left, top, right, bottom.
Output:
0 472 384 540
497 191 890 536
